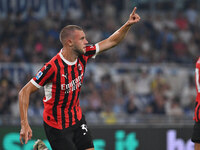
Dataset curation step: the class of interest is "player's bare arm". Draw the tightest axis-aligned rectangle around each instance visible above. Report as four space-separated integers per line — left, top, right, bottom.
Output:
98 7 140 53
19 82 38 144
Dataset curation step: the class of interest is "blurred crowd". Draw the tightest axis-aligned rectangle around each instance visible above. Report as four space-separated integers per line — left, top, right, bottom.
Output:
0 0 200 124
0 0 200 64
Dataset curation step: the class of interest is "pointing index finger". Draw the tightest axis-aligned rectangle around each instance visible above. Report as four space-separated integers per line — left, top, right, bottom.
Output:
131 7 137 15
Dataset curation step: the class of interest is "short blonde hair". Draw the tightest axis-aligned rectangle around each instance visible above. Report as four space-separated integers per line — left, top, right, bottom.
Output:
59 25 83 45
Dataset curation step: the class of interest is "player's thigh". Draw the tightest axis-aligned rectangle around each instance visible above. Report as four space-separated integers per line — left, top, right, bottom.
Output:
49 137 76 150
192 122 200 143
74 118 94 150
44 122 76 150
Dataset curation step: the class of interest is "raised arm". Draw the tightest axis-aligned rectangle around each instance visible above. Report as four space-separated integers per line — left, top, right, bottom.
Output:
19 81 38 144
97 7 140 53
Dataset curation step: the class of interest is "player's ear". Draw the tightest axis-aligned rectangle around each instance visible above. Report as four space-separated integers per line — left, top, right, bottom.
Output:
67 39 73 47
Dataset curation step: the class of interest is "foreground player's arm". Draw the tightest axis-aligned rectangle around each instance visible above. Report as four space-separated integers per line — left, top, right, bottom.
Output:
98 7 140 53
19 82 38 144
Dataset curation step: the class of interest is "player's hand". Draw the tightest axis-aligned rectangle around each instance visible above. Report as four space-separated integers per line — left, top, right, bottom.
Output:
126 7 140 25
20 123 32 144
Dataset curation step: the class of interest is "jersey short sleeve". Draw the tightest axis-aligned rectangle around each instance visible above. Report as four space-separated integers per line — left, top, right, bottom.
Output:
31 63 55 88
84 44 99 59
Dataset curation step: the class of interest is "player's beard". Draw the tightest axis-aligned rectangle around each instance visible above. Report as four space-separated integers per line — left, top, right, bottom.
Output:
73 45 85 56
75 49 84 56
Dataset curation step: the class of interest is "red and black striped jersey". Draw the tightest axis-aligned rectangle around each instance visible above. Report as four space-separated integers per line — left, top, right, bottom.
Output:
194 57 200 122
31 44 99 129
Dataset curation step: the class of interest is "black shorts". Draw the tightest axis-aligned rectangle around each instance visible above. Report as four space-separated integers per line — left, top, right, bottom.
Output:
44 116 94 150
192 121 200 143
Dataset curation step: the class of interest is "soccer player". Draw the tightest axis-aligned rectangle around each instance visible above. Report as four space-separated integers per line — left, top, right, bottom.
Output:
19 7 140 150
192 57 200 150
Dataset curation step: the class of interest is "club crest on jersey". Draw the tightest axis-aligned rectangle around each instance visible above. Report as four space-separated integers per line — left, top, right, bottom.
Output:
36 71 43 80
78 64 82 71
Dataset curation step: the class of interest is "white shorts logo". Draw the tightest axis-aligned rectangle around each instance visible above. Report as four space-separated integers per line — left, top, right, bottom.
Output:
81 124 88 135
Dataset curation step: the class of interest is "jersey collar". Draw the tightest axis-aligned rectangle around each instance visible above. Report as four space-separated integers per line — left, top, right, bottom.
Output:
59 49 77 65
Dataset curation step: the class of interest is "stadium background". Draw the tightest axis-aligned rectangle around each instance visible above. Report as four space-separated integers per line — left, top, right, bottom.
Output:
0 0 200 149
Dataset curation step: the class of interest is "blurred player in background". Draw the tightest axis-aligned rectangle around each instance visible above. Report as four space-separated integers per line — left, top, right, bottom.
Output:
19 7 140 150
192 57 200 150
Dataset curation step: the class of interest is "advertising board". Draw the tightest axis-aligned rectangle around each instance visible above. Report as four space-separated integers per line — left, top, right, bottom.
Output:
0 125 194 150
